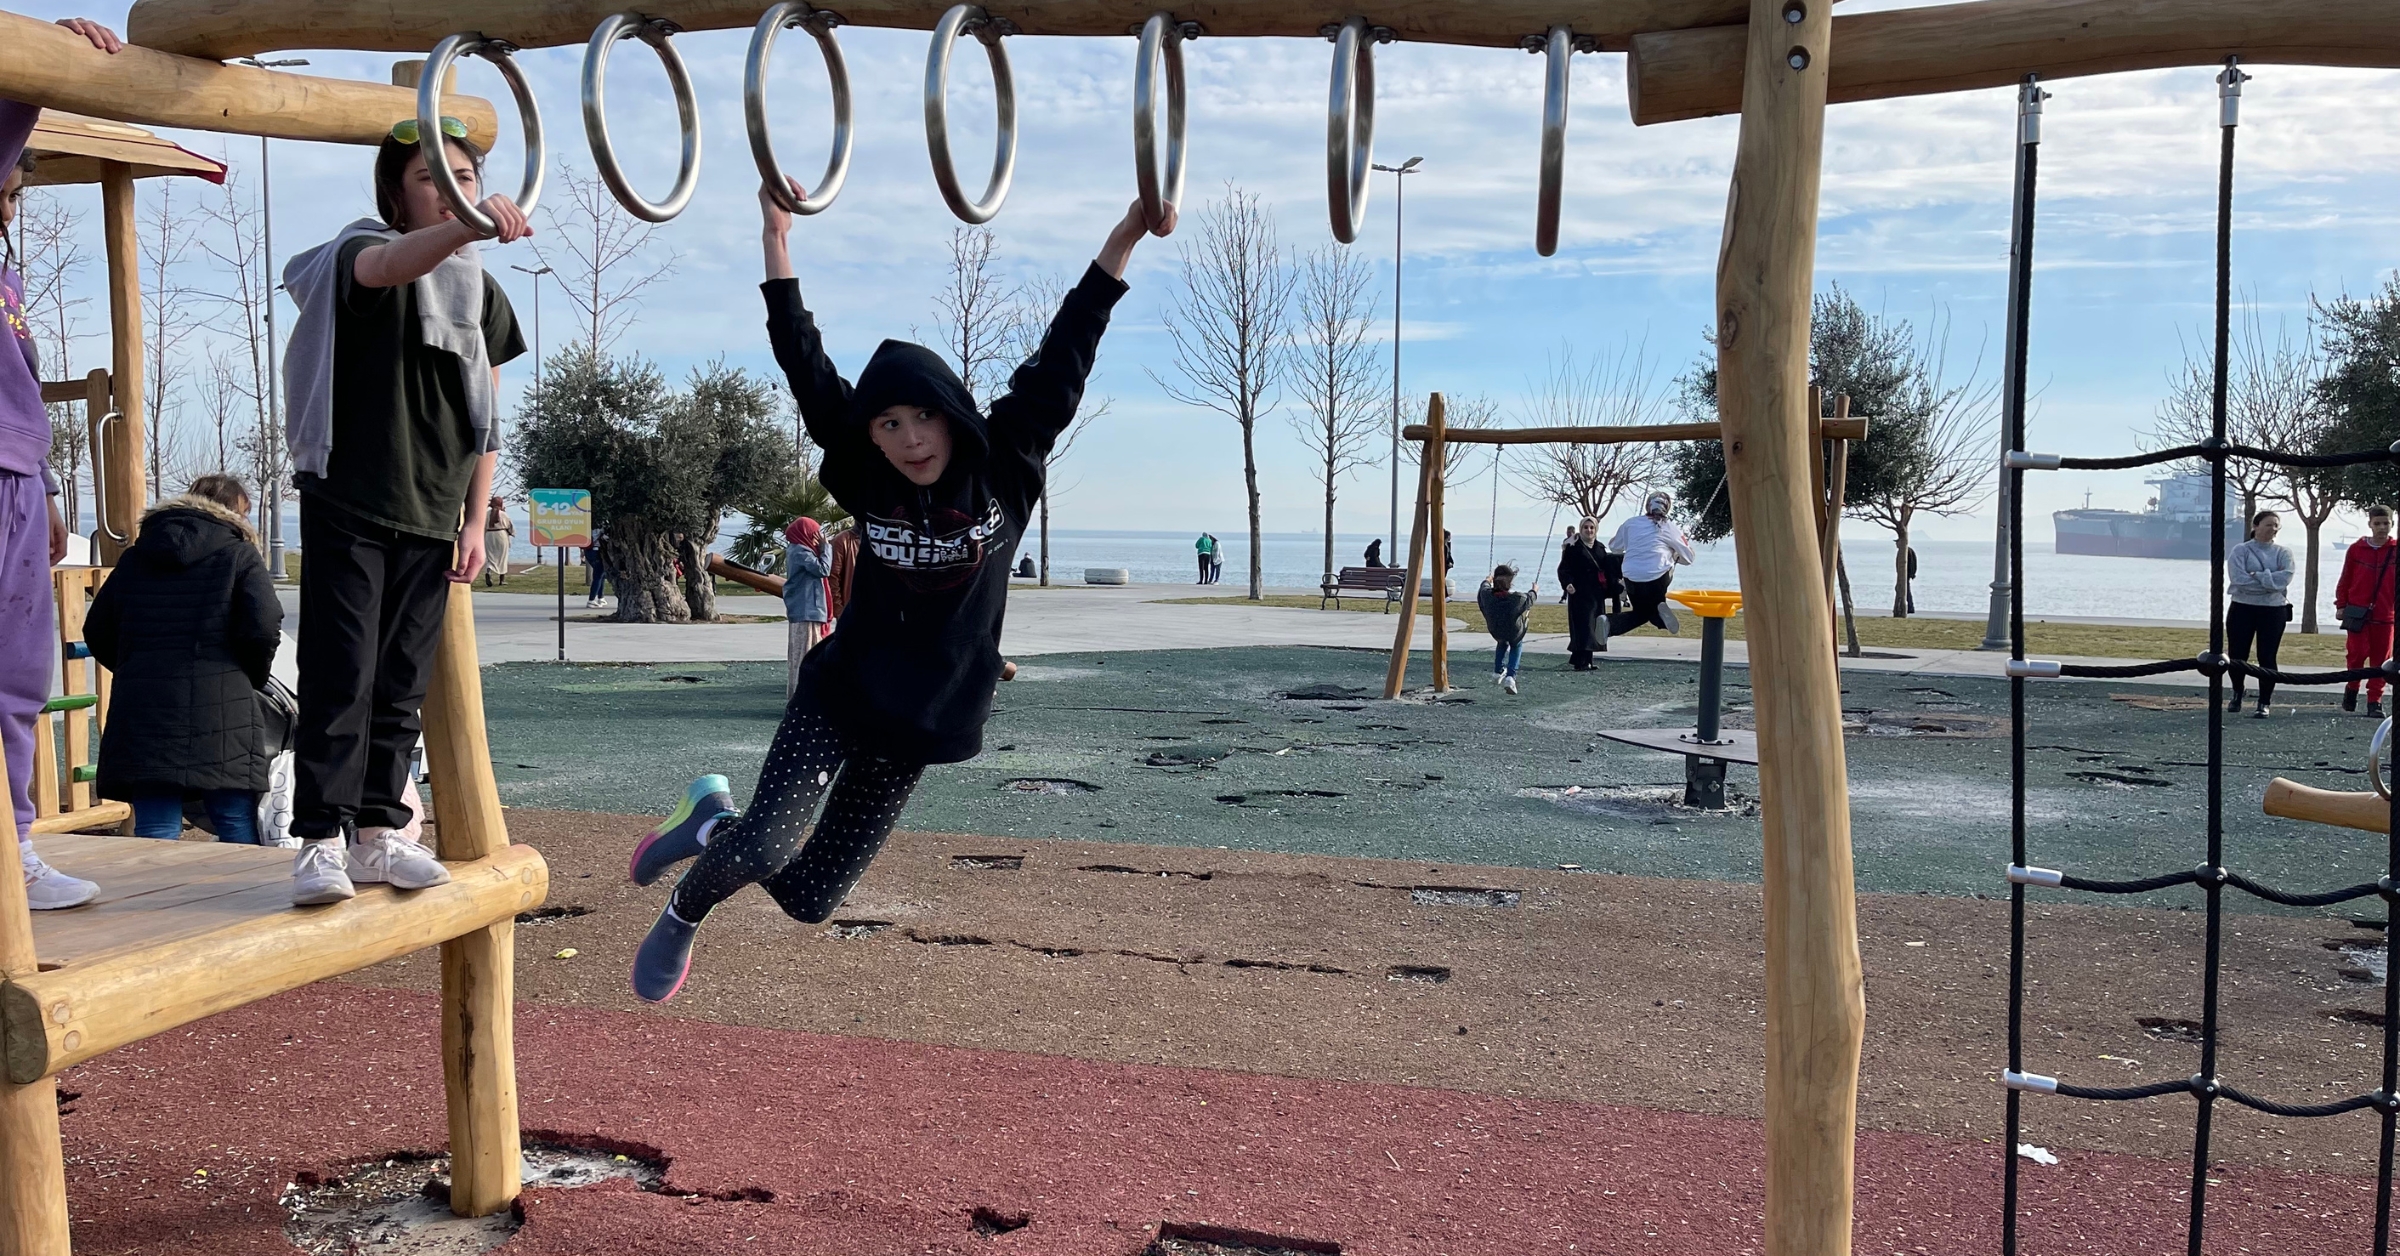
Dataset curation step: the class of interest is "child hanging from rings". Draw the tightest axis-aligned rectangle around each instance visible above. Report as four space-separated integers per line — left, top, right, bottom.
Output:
625 179 1172 1001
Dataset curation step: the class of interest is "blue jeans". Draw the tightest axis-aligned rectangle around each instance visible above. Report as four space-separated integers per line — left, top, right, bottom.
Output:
130 791 262 844
1493 639 1524 678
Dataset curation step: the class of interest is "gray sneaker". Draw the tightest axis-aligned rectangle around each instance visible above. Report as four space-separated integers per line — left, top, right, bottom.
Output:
1656 602 1681 635
292 840 356 906
21 853 98 911
349 830 451 890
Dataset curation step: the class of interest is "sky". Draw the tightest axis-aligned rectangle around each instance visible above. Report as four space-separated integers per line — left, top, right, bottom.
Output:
15 0 2400 548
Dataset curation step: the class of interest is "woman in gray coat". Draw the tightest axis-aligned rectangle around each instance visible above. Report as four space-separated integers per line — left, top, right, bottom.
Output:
2226 509 2296 717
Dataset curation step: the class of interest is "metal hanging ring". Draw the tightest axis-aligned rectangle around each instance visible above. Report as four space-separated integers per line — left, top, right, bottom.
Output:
925 4 1018 225
1324 17 1377 245
2372 716 2393 801
1133 13 1192 230
1533 26 1570 257
583 13 703 224
419 33 546 236
747 2 853 216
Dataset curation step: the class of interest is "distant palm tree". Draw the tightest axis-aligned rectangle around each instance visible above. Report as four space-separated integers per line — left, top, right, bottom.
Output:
728 475 847 572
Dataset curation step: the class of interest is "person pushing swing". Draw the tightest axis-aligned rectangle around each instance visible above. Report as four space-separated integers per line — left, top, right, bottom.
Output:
624 179 1173 1002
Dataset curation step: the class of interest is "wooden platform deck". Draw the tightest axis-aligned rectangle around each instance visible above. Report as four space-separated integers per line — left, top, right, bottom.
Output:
2 834 545 1085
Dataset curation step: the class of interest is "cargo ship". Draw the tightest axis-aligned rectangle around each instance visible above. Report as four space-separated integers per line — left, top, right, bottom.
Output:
2053 474 2244 560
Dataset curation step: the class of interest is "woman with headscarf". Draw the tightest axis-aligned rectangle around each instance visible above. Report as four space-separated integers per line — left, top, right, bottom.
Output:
1607 491 1695 637
782 515 830 698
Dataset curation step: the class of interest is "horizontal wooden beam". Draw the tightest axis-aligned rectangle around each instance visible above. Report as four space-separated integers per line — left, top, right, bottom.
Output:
0 844 546 1083
1629 0 2400 126
0 9 497 147
128 0 1756 58
1402 417 1868 445
26 802 129 837
2263 777 2389 836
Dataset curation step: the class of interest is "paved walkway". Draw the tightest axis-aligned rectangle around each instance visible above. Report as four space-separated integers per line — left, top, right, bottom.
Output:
276 583 2206 688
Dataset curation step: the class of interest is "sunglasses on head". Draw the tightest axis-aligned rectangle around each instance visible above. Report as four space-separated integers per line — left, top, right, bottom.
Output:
388 116 469 145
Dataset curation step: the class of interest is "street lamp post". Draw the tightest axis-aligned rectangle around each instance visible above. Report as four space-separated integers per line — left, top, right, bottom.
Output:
509 263 553 564
234 56 307 580
1371 156 1422 562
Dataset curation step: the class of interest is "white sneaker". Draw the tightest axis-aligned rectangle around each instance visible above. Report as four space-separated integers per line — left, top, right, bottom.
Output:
21 853 98 910
349 829 451 890
1503 675 1519 695
292 839 356 905
1493 672 1506 687
1656 602 1681 635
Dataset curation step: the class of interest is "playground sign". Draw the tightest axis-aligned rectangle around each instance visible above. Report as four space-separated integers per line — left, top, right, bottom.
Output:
528 488 592 548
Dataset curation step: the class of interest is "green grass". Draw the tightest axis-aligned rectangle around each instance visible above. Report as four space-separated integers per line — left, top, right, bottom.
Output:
1159 593 2353 666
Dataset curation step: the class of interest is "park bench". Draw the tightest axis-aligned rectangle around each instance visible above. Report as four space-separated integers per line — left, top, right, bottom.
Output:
1320 566 1405 611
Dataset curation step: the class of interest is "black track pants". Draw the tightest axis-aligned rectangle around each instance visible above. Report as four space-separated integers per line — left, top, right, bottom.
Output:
1608 574 1675 638
2226 600 2287 705
671 695 924 924
292 499 455 839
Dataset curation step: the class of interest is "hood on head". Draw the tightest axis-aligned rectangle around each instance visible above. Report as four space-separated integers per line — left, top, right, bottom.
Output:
131 493 257 570
1645 492 1672 516
846 340 990 469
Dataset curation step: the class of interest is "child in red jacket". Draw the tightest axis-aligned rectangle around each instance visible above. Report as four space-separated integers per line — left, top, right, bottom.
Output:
2335 504 2396 717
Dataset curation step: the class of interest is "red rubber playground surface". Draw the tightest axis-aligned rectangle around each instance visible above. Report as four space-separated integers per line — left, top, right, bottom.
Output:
52 984 2376 1255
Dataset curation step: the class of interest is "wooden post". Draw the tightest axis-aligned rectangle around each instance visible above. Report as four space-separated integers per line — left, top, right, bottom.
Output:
418 583 522 1218
1714 1 1862 1255
1381 447 1437 700
100 165 144 565
1425 394 1450 693
0 742 71 1256
54 572 92 813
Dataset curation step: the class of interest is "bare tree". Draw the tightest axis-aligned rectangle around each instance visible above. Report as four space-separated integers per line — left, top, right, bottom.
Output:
528 166 679 355
1287 242 1383 585
1154 185 1292 601
1850 313 1999 617
140 179 204 500
1003 273 1103 587
2152 319 2278 530
199 169 282 540
15 190 90 531
200 349 248 473
2236 311 2337 631
932 227 1023 404
1510 343 1670 524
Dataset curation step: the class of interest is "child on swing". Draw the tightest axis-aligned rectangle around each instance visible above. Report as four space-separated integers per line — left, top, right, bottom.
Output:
625 180 1172 1001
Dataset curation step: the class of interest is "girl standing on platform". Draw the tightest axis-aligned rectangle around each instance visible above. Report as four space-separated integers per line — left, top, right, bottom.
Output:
624 182 1171 1002
1 16 122 911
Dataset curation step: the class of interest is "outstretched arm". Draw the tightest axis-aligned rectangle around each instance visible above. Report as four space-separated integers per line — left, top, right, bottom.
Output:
758 178 856 460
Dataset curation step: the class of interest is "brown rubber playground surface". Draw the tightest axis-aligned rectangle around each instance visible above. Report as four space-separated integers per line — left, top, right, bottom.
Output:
45 808 2394 1254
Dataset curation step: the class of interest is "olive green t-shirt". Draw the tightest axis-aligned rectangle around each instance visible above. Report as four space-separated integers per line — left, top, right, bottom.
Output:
298 237 526 540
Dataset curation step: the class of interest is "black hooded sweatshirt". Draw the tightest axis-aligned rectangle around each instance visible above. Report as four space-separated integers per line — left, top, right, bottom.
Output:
85 494 283 795
762 263 1127 764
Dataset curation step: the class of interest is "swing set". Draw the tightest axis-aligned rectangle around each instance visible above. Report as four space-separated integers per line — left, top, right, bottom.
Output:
0 2 2394 1254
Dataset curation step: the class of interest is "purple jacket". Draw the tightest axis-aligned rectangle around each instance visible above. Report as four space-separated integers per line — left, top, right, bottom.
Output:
1 98 55 493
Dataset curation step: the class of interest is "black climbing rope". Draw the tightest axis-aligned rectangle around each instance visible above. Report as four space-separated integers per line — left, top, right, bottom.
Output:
2001 61 2400 1256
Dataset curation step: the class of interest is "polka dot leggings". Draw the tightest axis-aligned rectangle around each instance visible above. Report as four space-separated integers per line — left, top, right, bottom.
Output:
670 697 924 924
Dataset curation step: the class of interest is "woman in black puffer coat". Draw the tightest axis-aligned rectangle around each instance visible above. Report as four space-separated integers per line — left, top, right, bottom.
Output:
85 475 282 842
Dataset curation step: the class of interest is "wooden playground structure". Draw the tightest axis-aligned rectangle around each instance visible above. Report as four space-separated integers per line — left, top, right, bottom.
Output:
0 1 2394 1253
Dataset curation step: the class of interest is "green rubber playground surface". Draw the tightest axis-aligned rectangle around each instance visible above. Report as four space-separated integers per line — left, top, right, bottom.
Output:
480 646 2389 914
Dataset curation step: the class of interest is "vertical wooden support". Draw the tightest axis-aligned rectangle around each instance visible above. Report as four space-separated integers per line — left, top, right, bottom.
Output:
1381 443 1438 700
418 583 521 1218
54 572 92 813
1714 2 1863 1255
1424 394 1450 693
1819 395 1852 639
0 743 71 1256
100 166 145 566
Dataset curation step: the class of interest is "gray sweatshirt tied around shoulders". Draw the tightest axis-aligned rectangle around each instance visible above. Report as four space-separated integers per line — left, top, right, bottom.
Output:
2226 539 2295 606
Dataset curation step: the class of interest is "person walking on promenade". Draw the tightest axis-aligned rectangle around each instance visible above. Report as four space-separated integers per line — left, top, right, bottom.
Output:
620 183 1172 1003
279 109 531 904
85 475 281 842
1195 532 1213 583
2336 504 2395 717
480 495 514 586
2 15 121 909
1608 491 1695 637
1478 564 1536 695
2226 509 2296 718
1556 517 1612 670
782 515 830 698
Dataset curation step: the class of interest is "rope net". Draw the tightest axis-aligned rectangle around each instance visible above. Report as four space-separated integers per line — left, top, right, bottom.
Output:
2000 63 2400 1255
